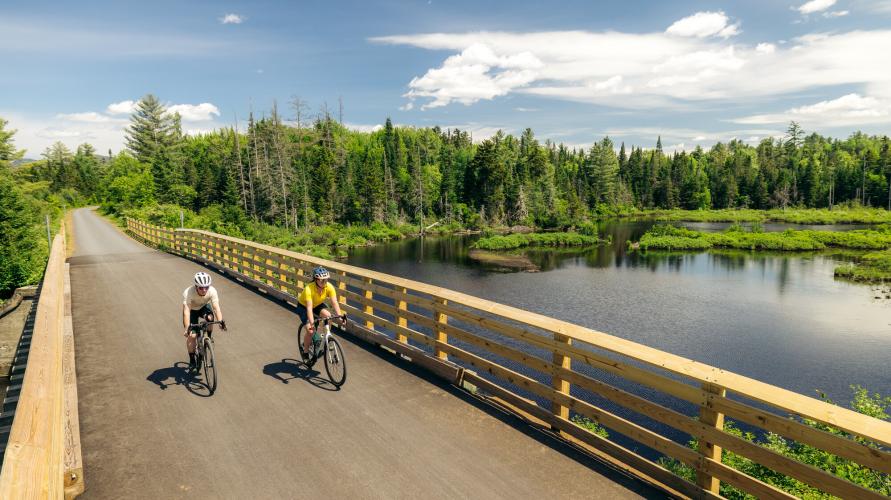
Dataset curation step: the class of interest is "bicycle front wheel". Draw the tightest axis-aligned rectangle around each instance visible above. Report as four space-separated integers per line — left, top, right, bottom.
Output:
324 337 347 387
202 337 217 394
297 323 316 367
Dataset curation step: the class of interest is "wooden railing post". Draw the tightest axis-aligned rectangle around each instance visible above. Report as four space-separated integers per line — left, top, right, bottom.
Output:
396 287 408 344
552 333 572 430
696 382 726 494
337 271 347 307
363 277 374 330
279 258 289 294
265 252 274 286
434 299 448 360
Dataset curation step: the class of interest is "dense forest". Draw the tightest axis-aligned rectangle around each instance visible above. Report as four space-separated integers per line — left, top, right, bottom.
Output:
3 93 891 294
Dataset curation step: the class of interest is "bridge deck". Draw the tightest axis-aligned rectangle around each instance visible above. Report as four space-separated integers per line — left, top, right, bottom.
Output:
68 208 660 499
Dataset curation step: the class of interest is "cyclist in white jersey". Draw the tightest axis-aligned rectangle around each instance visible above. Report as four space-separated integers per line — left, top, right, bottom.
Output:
182 272 226 371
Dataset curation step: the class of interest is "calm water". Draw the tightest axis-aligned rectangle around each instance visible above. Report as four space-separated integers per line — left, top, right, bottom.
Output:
347 221 891 412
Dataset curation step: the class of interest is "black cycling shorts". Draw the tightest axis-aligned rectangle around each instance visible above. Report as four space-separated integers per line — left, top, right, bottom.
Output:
189 304 214 325
297 303 327 326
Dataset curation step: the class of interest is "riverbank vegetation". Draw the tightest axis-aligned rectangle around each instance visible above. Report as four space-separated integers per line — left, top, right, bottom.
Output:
636 224 891 252
834 250 891 282
472 232 601 251
4 94 891 290
644 207 891 224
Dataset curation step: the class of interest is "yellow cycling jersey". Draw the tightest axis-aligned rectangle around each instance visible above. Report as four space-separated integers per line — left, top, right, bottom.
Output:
298 281 337 307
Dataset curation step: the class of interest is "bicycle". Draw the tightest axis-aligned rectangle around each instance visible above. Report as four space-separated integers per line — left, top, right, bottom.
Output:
188 320 226 394
297 314 348 387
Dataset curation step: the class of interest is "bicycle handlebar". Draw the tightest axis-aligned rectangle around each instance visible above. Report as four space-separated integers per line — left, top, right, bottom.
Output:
189 320 227 331
309 314 348 326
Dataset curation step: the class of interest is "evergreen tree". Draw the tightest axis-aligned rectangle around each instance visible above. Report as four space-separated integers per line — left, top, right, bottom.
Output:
125 94 182 199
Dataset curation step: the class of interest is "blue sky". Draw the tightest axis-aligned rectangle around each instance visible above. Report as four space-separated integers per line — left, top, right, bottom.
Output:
2 0 891 156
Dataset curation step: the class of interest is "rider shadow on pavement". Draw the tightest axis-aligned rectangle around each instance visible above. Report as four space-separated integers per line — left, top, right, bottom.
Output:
262 358 339 392
146 362 213 397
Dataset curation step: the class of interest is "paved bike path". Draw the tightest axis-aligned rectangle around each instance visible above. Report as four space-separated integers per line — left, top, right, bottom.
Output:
68 208 660 499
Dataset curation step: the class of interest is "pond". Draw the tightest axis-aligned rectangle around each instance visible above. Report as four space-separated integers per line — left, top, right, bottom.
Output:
347 220 891 412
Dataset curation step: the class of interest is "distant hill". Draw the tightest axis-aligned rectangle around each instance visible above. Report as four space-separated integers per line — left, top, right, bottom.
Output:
11 158 37 167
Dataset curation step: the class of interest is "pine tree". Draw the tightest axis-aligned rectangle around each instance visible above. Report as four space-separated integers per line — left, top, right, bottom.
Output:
0 118 24 170
125 94 183 199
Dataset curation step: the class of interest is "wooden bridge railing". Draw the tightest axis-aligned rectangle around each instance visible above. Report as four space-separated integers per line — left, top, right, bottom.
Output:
127 218 891 500
0 224 84 499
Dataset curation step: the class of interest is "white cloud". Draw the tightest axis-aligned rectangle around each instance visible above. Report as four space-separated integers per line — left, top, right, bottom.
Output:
374 23 891 129
401 43 543 109
4 100 224 156
602 126 785 146
665 11 740 39
399 102 414 111
0 110 129 157
166 103 221 121
106 100 136 115
220 14 244 25
797 0 837 14
733 93 891 127
823 10 850 16
345 123 384 133
55 112 114 123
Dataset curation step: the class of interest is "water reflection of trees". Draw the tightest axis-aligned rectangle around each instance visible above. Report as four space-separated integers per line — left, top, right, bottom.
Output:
349 230 868 297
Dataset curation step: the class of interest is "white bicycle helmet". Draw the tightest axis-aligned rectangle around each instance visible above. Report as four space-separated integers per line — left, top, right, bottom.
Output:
194 272 212 287
312 266 330 280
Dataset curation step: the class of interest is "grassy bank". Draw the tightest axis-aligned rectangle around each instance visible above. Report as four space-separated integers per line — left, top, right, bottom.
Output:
636 225 891 252
834 250 891 282
472 232 601 251
635 207 891 225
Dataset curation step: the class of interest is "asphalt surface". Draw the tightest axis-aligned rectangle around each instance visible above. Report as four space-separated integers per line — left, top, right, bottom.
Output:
68 208 663 499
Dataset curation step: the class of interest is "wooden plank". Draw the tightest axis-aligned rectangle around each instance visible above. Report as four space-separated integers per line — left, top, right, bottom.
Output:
396 286 408 344
433 301 704 405
552 333 571 430
0 233 66 498
696 383 725 494
461 371 716 500
700 456 795 500
434 299 448 361
62 263 84 499
363 278 374 330
337 270 348 308
343 320 460 383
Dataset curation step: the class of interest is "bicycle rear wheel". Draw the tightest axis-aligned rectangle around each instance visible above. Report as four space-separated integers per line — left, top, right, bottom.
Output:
202 337 217 394
324 337 347 387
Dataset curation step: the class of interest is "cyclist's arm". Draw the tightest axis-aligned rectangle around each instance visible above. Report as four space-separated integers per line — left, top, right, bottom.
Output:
211 301 224 327
330 294 344 318
305 296 315 330
182 303 190 333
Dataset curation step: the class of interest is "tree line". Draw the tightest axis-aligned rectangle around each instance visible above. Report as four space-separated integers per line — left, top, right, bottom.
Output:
24 95 891 229
3 94 891 293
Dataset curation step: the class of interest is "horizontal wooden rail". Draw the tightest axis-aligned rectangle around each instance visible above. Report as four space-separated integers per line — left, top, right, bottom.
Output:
126 218 891 499
0 224 83 498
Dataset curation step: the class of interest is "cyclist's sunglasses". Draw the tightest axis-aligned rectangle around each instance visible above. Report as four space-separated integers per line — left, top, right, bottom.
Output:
197 286 209 292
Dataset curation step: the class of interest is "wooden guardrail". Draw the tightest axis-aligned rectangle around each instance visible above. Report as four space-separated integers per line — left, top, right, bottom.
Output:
127 218 891 499
0 224 84 498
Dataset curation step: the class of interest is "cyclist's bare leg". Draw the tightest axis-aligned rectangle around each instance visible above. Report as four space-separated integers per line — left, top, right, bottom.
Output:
186 333 197 354
303 308 332 354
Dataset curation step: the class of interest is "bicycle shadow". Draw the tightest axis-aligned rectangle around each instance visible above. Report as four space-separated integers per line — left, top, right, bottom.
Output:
146 362 213 397
262 358 339 392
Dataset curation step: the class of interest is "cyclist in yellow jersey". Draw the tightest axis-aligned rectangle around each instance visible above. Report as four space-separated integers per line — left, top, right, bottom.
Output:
299 266 346 357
